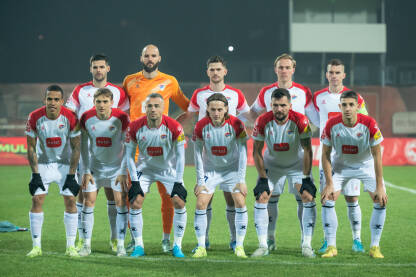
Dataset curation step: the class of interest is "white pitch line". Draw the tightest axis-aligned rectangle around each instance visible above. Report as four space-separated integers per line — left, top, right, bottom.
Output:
385 180 416 194
1 249 415 268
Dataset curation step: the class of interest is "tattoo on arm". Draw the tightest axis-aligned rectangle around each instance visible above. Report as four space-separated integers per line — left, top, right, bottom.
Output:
69 136 81 175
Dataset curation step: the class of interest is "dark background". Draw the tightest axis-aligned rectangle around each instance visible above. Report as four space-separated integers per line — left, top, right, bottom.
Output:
0 0 414 83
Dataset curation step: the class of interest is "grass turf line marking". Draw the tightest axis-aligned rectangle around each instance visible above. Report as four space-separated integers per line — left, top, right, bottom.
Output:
385 180 416 194
1 249 415 268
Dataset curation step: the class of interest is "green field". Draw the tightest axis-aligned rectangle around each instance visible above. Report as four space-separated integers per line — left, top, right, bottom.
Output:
0 166 415 276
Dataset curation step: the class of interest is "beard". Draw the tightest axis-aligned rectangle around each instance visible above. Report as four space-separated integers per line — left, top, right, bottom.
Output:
142 61 159 73
93 73 105 82
274 112 287 122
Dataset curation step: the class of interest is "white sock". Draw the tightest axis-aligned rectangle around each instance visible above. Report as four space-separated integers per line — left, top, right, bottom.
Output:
322 200 337 247
370 203 386 247
347 200 362 241
29 211 43 248
205 205 212 241
226 205 236 242
81 206 94 246
76 202 84 239
173 208 187 248
302 201 316 248
64 212 77 247
194 209 207 247
296 196 304 238
116 206 128 241
107 200 117 240
162 233 170 240
254 202 268 248
129 209 143 247
235 207 248 247
267 196 279 240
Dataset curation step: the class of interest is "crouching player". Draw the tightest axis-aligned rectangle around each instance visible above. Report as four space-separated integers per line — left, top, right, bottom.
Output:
251 88 316 258
320 90 388 258
26 85 81 257
125 93 187 258
192 93 249 259
78 88 130 257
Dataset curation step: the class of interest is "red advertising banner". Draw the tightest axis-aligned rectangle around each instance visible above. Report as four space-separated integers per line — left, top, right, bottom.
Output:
247 138 416 166
1 137 416 166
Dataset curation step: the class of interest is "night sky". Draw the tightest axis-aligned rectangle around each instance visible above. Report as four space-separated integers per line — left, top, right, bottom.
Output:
0 0 414 83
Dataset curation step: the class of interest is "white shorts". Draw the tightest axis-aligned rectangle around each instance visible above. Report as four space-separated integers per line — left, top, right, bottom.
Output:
36 163 75 196
82 174 122 193
265 163 302 196
330 166 385 194
319 169 361 196
136 167 177 195
201 167 241 194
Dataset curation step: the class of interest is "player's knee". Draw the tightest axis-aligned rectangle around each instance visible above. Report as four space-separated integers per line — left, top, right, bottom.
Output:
223 192 235 207
257 191 270 203
301 192 314 202
31 195 45 210
345 195 358 202
172 196 185 209
232 196 245 208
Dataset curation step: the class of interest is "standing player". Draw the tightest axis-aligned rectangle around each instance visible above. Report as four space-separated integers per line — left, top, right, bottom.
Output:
66 54 129 252
312 59 368 254
78 88 130 257
249 53 317 250
178 56 250 250
192 93 249 258
123 44 190 252
125 93 188 258
26 85 81 257
251 88 316 258
320 90 387 259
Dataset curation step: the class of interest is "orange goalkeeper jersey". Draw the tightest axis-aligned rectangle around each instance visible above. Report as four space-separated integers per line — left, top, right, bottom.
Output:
123 71 190 121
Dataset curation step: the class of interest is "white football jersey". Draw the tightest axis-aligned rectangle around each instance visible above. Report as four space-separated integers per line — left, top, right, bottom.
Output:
321 114 383 171
188 85 250 120
252 110 312 168
66 81 129 118
313 87 366 137
125 115 185 171
251 82 314 117
25 106 80 164
80 108 129 176
192 115 248 171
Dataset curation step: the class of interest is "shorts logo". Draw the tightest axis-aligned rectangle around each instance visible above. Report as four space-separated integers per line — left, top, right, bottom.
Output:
46 137 62 148
211 146 227 156
147 146 163 156
273 143 289 152
225 132 231 137
59 124 65 129
161 134 167 139
96 137 112 147
342 145 358 154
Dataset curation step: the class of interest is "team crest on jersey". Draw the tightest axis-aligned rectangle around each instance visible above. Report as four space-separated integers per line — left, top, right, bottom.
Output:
226 96 231 101
109 126 115 131
292 95 298 100
159 84 166 91
41 125 45 131
87 93 92 97
356 132 363 138
336 133 340 137
321 99 326 104
287 130 294 135
161 134 167 139
141 136 146 141
59 124 65 129
91 125 96 131
225 132 231 137
206 133 210 139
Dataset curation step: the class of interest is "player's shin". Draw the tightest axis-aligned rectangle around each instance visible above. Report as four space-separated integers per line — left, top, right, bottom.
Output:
267 196 279 241
29 211 44 248
370 203 386 247
322 200 338 247
254 202 268 248
173 208 187 248
107 200 117 241
129 209 143 247
116 206 128 246
296 196 304 239
347 200 362 241
235 207 248 247
64 212 78 248
302 202 316 248
81 206 94 246
76 202 84 240
194 209 207 247
226 205 236 243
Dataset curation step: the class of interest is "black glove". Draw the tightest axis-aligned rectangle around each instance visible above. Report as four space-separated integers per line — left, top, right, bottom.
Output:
128 181 144 203
29 173 45 196
171 182 187 202
300 177 317 198
253 177 270 200
62 174 80 197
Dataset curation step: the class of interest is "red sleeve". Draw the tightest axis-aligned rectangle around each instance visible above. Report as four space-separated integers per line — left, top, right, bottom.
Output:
358 114 379 138
228 116 245 137
190 89 200 109
257 87 267 109
357 93 365 107
289 111 309 134
321 115 343 140
312 88 327 112
163 116 183 141
192 117 210 141
112 108 130 131
252 112 273 137
111 84 128 109
61 107 78 131
304 86 312 107
70 86 81 106
79 108 96 130
126 118 145 144
231 87 246 110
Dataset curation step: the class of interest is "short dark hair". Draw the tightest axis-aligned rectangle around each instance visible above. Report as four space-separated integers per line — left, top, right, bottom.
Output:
340 90 358 102
94 88 113 100
45 84 64 98
271 88 291 102
207 55 226 68
145 92 164 104
90 54 109 66
206 93 229 118
328 58 344 67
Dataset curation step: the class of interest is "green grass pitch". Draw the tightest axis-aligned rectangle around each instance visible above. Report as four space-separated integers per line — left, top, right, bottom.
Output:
0 166 415 276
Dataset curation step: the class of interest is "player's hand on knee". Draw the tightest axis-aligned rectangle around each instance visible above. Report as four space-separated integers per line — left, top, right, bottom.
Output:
63 174 80 197
128 181 144 204
375 188 388 207
253 177 270 200
233 183 247 197
29 173 45 196
320 185 334 205
116 175 128 192
194 185 208 196
81 173 94 190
